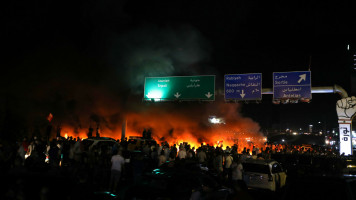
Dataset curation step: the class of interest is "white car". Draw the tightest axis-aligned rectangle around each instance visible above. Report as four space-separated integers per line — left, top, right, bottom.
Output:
82 137 117 152
242 159 287 191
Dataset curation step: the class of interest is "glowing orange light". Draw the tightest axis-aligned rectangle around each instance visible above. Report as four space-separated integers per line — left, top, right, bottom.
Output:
48 103 265 154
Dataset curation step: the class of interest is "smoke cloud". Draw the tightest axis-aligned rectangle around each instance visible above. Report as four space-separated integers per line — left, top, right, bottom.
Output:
1 22 264 150
108 24 213 94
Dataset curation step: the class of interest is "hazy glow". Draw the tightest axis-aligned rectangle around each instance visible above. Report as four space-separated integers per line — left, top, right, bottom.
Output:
53 103 264 152
146 90 163 100
209 117 220 124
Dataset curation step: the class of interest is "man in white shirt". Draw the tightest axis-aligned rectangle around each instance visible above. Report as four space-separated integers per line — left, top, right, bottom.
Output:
231 158 245 191
110 150 125 193
224 154 233 169
178 147 187 160
158 150 167 166
231 158 243 180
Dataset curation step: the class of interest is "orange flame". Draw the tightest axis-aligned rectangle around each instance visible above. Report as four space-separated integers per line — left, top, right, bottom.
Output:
55 103 265 153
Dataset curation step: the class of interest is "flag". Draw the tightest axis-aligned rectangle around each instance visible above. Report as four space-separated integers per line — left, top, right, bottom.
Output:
47 113 53 122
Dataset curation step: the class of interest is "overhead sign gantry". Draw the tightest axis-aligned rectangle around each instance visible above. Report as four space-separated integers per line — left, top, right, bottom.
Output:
143 73 354 155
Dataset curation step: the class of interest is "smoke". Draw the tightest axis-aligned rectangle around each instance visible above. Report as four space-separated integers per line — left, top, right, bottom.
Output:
1 21 264 150
108 24 213 94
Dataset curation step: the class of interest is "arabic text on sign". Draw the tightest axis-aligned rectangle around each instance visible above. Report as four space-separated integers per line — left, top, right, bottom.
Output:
274 75 288 80
248 76 261 80
282 87 302 93
186 83 201 88
246 83 260 87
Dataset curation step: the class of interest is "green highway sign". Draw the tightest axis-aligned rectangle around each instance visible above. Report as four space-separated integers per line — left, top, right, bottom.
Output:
144 75 215 101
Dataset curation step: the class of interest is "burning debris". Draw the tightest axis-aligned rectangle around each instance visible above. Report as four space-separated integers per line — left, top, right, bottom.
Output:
56 102 265 153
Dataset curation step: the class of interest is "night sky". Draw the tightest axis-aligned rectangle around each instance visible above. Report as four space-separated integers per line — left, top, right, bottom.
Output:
1 1 356 140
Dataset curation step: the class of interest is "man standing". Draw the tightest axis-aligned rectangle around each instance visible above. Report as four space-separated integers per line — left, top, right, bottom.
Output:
224 153 233 181
197 148 207 164
110 150 125 193
178 146 187 160
231 158 245 191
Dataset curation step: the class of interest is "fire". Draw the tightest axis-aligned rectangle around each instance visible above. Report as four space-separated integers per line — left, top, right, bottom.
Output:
53 103 265 153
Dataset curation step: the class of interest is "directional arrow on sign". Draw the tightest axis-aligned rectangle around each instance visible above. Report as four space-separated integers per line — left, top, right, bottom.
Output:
174 92 181 98
240 90 245 98
205 92 213 98
298 74 306 83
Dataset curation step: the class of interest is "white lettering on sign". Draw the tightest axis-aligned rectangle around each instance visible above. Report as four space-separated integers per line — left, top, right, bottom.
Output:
226 76 242 81
339 123 352 155
225 89 234 93
275 80 288 85
248 75 260 80
282 94 301 98
282 87 302 93
246 82 260 87
187 83 200 88
226 83 246 87
158 84 167 88
158 79 170 82
252 89 260 94
274 75 288 80
190 79 200 82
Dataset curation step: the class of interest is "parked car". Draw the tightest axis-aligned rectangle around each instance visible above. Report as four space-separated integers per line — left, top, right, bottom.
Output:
242 159 287 191
82 137 117 154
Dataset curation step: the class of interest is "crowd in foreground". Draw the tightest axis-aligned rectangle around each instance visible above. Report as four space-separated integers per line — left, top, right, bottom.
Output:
0 135 354 200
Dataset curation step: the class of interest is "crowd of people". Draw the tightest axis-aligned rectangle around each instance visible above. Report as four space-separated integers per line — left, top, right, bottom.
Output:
0 135 353 199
